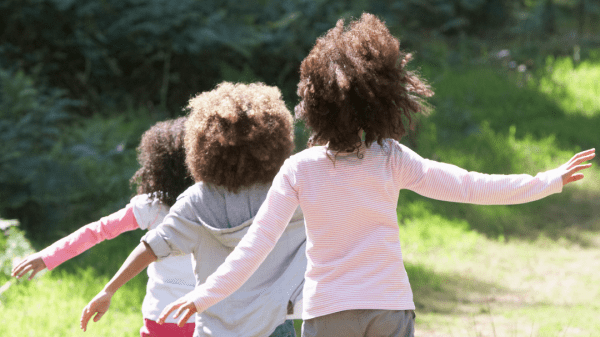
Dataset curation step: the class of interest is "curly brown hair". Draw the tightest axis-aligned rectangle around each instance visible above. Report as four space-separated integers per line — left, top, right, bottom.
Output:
295 13 434 153
129 117 194 206
185 82 294 192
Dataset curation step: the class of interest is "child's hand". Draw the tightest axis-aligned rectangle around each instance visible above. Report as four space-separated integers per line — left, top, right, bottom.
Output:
11 253 47 280
157 296 197 327
559 148 595 186
80 290 113 332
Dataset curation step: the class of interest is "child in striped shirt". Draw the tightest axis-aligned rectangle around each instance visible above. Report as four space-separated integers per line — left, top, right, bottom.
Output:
157 14 595 337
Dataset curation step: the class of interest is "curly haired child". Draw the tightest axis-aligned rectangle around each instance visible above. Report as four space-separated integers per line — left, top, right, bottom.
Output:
156 14 595 337
12 117 198 337
80 82 306 337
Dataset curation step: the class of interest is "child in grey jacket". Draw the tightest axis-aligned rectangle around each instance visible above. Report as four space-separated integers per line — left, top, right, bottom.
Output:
81 82 305 337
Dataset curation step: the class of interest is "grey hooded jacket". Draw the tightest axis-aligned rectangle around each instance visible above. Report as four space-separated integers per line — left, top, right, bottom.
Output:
142 182 306 337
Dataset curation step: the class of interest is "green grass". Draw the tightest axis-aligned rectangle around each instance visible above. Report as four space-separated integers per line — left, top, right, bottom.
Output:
0 230 148 337
400 52 600 336
0 268 146 337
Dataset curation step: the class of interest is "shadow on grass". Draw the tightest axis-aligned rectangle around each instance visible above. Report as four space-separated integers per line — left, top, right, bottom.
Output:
400 187 600 247
406 262 519 315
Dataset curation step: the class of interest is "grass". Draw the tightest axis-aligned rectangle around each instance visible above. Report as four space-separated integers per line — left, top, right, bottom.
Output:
2 52 600 336
400 52 600 336
406 224 600 336
0 231 148 337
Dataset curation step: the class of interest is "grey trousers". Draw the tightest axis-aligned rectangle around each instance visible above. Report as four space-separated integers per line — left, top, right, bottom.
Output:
301 309 415 337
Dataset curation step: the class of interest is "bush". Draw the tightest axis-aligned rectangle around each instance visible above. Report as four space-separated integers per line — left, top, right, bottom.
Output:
0 67 161 243
0 68 82 241
0 0 522 117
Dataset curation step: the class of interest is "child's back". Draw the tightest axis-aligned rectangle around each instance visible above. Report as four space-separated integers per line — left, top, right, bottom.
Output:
145 181 305 336
271 138 565 319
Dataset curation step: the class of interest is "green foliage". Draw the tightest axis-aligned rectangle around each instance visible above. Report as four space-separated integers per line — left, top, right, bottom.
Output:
59 112 162 225
0 68 82 241
391 0 515 34
0 67 160 243
0 222 35 283
0 0 522 115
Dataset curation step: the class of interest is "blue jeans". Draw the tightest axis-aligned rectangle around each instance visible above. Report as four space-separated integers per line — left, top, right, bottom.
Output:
270 320 296 337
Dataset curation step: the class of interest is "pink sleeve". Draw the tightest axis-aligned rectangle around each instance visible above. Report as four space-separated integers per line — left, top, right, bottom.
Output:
189 159 299 313
40 205 140 270
395 143 563 204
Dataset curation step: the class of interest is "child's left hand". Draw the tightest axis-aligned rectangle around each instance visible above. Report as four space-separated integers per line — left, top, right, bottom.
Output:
157 296 197 327
80 290 113 332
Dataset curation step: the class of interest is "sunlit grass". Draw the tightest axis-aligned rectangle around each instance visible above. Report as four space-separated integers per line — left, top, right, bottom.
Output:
0 268 146 337
0 231 147 337
401 53 600 336
399 204 600 336
538 54 600 117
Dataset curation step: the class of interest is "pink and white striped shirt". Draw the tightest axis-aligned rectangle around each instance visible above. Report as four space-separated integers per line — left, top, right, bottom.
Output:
188 140 563 319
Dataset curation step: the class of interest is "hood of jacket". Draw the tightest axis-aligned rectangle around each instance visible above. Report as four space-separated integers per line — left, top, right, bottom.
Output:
202 206 304 248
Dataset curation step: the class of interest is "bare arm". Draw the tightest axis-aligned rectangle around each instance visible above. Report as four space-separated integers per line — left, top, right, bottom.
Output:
80 241 157 332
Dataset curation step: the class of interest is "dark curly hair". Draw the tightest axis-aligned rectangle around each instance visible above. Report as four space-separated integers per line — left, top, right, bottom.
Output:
295 13 434 153
129 117 194 206
185 82 294 192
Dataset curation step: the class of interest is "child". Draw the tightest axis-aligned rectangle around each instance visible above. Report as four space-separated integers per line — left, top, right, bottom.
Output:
156 14 595 337
11 117 198 336
80 82 306 337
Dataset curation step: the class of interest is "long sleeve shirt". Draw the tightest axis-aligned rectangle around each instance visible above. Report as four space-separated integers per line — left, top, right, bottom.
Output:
40 205 139 270
39 194 196 323
184 140 563 319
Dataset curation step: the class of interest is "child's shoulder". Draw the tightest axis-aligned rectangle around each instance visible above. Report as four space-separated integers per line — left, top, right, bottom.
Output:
130 194 170 230
130 193 166 211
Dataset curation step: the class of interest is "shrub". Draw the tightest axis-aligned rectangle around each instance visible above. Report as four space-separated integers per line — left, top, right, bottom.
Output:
0 68 81 241
0 67 159 243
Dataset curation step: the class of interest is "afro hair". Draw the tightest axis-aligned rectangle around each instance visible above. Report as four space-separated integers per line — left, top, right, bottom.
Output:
295 13 433 153
185 82 294 192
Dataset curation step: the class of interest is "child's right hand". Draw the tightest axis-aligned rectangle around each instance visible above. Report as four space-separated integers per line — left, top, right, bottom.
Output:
11 253 47 280
80 290 113 332
558 148 595 186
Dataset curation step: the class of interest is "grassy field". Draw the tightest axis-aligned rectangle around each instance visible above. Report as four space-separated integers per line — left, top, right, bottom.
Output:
1 53 599 336
403 53 600 336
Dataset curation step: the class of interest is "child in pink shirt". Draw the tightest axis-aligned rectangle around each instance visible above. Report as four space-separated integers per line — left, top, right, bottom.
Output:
157 14 595 337
12 117 197 337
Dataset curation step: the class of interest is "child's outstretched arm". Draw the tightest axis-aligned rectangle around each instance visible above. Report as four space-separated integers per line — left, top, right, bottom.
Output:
397 145 595 205
11 205 140 280
80 241 157 332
